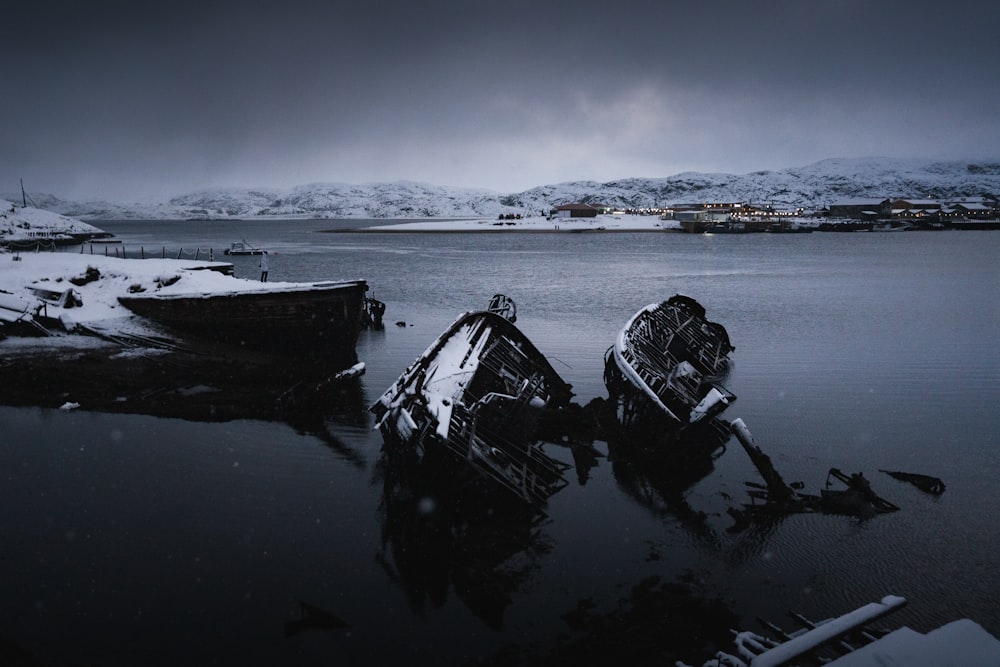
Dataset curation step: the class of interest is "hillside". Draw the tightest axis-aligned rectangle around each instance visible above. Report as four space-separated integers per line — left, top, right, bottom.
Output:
11 158 1000 221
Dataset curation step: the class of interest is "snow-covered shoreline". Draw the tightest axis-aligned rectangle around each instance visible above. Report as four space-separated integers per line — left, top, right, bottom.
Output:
0 251 228 343
0 199 109 245
0 244 367 355
354 213 676 232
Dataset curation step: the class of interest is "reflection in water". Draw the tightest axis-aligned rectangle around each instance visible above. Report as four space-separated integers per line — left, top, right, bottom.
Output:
606 416 731 539
374 442 557 629
0 343 371 465
594 403 793 563
284 601 351 638
477 574 740 666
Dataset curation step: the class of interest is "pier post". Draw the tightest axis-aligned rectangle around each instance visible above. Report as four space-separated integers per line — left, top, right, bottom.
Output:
731 418 795 503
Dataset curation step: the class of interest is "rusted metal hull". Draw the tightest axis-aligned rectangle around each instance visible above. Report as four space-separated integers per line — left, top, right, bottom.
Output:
371 310 574 505
117 279 368 365
605 294 736 433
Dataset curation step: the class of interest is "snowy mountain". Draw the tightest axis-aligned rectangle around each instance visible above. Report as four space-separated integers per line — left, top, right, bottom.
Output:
12 157 1000 221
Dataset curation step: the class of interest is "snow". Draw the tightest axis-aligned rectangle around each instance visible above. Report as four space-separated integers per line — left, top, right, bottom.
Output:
681 594 1000 667
0 241 346 349
0 199 107 242
360 213 672 232
3 250 268 317
2 201 370 348
826 619 1000 666
745 595 907 667
12 157 1000 221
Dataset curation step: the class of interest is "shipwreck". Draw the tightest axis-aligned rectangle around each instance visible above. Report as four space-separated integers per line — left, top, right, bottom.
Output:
604 294 736 434
117 279 370 368
370 299 573 505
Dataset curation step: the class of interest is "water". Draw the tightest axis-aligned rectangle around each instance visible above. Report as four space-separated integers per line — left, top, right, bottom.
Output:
3 221 999 665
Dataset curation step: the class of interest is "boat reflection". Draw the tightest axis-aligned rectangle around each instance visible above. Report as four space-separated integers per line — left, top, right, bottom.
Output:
373 440 561 629
0 344 371 464
606 416 731 538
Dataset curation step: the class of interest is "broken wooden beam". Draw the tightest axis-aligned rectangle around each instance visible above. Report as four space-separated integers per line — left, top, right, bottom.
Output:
730 418 795 504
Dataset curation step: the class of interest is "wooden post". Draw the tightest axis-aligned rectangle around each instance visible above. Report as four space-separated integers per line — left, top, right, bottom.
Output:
731 418 795 503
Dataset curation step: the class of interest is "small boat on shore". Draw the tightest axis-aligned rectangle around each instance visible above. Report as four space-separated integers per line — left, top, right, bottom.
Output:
118 279 369 366
223 240 264 255
370 306 574 504
681 594 1000 667
604 294 736 434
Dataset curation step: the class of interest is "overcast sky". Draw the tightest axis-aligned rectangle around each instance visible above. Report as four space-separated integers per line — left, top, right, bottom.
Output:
3 0 998 201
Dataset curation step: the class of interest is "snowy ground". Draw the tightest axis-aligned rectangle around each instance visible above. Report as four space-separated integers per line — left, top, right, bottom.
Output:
356 213 677 232
0 249 313 350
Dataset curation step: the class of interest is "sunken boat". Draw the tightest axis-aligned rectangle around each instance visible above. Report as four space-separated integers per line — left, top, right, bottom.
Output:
604 294 736 434
370 303 573 505
118 279 369 367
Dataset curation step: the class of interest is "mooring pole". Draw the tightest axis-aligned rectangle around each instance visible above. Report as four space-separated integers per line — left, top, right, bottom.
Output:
731 418 795 503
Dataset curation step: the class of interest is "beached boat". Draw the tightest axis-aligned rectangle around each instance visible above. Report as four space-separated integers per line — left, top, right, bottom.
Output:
118 279 369 365
370 308 574 504
223 240 264 255
604 294 736 433
681 594 1000 667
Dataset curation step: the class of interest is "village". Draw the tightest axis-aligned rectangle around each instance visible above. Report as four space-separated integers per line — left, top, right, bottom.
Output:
548 194 1000 233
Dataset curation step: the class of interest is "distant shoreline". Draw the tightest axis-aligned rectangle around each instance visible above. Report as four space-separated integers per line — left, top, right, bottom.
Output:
311 214 674 234
317 226 668 233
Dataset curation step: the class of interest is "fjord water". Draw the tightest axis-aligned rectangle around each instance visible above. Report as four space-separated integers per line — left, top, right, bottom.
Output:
2 220 998 665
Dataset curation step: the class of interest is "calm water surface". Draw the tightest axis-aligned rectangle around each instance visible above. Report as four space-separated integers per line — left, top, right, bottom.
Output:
2 221 999 665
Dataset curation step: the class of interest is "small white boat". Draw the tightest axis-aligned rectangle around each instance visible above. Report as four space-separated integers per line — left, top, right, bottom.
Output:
223 240 264 256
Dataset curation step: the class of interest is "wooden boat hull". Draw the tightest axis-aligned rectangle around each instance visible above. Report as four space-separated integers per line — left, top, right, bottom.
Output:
371 310 574 505
605 295 736 433
118 279 368 365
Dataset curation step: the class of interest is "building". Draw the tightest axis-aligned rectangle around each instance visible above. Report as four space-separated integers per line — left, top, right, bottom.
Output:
827 198 891 219
553 203 599 218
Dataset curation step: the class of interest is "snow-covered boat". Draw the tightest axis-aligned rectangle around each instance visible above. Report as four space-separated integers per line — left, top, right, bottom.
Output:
604 294 736 433
223 240 264 255
370 309 574 504
681 594 1000 667
118 279 369 366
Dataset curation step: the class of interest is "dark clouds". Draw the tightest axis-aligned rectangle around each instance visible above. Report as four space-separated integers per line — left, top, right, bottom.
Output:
3 0 998 200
